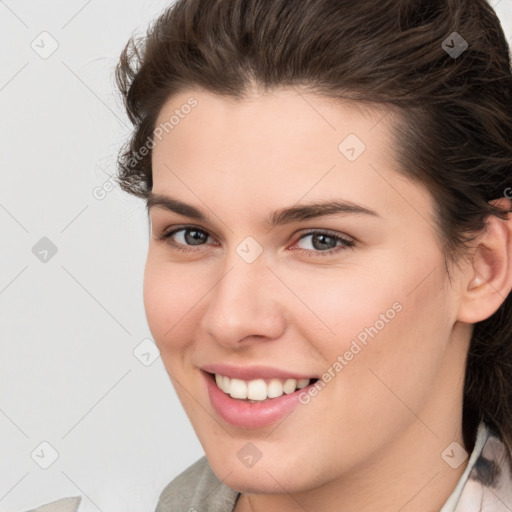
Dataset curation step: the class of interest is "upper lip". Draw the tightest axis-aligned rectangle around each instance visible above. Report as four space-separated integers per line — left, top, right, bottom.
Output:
201 363 317 381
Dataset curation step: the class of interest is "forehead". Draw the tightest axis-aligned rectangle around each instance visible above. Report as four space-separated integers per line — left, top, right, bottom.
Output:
153 86 389 143
151 86 396 181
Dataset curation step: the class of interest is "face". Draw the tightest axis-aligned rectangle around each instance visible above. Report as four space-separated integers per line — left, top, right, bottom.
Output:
144 86 468 494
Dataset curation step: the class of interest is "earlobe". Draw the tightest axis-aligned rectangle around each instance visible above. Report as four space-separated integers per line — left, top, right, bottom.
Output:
457 198 512 324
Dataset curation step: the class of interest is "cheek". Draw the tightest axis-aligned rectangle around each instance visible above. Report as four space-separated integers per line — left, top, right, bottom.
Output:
286 263 408 352
295 250 453 391
322 263 453 439
299 248 452 355
142 256 201 355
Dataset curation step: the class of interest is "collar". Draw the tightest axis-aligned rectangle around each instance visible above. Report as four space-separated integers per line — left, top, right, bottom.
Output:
440 421 512 511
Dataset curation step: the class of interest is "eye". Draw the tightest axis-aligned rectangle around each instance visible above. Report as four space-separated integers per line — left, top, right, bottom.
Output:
291 230 355 256
156 226 214 253
156 225 355 257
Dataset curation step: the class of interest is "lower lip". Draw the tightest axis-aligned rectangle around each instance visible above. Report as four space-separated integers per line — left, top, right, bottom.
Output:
203 371 314 429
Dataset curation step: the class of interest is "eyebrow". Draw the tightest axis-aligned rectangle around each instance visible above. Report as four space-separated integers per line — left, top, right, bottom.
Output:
146 192 379 227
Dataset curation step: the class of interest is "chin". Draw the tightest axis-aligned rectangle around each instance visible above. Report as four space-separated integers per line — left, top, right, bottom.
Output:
206 452 319 495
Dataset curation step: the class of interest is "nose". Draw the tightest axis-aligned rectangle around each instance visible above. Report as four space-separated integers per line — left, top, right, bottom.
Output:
199 252 287 348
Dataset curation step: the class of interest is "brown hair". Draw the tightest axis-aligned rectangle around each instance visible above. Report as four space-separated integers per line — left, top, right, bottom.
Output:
115 0 512 456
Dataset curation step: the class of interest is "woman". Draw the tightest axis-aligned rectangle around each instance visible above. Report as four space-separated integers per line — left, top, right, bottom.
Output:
27 0 512 510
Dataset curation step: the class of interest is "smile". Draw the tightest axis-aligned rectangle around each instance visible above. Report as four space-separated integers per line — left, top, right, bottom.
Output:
214 373 312 402
202 368 320 428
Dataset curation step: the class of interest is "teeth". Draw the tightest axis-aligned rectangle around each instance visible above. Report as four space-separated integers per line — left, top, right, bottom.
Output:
230 378 248 399
247 379 267 401
297 378 310 389
267 378 284 398
283 378 297 394
215 374 232 394
214 374 312 402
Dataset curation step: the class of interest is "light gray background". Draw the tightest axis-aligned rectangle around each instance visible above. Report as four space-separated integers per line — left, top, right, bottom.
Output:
1 1 511 511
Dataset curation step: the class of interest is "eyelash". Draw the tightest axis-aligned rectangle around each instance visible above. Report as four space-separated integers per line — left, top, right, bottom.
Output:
155 225 355 257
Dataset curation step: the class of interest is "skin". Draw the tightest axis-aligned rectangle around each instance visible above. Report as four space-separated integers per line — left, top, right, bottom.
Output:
144 85 512 512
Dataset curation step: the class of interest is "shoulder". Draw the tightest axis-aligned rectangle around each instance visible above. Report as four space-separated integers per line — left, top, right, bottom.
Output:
23 496 82 512
155 456 240 512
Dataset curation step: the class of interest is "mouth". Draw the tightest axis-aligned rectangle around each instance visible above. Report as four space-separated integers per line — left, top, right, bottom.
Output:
201 368 320 428
209 372 318 403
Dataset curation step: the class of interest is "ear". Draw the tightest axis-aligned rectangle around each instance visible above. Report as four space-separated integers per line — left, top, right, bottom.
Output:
457 198 512 324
